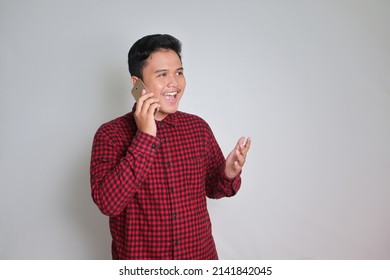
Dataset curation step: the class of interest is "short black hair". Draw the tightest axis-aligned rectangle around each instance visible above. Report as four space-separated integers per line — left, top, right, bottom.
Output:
128 34 182 79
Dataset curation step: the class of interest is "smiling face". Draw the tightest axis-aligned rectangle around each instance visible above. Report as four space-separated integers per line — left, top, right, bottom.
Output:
132 49 186 121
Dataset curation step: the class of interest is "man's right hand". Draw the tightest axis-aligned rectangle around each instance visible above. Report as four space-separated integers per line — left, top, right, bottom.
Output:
134 90 160 137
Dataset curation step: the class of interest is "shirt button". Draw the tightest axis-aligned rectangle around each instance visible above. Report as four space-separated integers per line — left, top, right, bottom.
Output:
167 162 171 167
170 187 174 193
174 240 179 246
152 144 156 149
162 137 166 142
173 214 177 219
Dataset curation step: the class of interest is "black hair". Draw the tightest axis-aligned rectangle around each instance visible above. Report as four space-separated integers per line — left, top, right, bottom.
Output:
128 34 182 79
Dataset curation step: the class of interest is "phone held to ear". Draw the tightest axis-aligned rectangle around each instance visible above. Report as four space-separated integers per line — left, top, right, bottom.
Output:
131 79 159 115
131 79 148 101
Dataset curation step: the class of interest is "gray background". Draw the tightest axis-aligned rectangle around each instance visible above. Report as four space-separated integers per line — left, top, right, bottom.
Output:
1 0 389 259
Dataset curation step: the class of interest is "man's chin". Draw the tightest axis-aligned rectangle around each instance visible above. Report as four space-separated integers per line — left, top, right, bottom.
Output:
161 105 179 114
155 108 178 120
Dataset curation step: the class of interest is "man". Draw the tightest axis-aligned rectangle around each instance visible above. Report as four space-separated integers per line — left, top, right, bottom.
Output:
90 34 251 259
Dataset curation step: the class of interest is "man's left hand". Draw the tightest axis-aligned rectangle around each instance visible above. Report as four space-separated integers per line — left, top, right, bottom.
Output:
225 137 251 179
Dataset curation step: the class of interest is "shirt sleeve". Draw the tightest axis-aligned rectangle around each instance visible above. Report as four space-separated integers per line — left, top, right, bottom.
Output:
90 128 160 217
204 125 241 199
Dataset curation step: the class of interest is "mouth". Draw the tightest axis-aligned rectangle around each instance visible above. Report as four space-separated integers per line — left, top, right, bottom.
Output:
162 91 179 103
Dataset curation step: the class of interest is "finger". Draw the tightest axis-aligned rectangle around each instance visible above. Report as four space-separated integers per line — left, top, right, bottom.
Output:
244 137 251 148
142 96 159 107
234 136 245 150
135 92 153 112
138 91 153 101
234 161 242 172
138 92 156 106
140 97 159 114
240 137 252 154
148 101 161 115
235 149 246 166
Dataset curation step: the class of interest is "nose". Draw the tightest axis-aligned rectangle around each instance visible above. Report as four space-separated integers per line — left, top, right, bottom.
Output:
167 74 179 88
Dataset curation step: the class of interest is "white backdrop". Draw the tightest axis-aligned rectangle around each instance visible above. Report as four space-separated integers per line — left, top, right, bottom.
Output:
1 0 389 259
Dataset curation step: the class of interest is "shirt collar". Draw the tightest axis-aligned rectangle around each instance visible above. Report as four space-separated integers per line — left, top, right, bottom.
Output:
131 103 178 127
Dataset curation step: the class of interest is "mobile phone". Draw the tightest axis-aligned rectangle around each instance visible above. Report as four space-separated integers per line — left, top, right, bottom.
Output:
131 79 148 101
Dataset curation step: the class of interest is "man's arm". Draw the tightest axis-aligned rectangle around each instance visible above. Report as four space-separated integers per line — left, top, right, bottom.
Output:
204 126 251 199
90 129 160 217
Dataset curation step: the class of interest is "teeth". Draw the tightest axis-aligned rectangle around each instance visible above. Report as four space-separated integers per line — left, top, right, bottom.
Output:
164 92 177 96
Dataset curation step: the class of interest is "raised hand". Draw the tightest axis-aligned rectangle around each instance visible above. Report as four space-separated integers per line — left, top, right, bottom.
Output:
225 137 251 179
134 90 160 137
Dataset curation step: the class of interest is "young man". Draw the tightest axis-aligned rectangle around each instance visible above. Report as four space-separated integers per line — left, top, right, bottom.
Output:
90 34 251 259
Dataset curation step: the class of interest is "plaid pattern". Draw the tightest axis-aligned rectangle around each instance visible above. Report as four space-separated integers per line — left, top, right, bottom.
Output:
90 107 241 259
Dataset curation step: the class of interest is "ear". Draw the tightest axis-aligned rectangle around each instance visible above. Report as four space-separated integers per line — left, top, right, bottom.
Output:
130 76 138 85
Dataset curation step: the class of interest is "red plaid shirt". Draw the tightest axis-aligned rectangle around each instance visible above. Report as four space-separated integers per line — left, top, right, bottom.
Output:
90 107 241 259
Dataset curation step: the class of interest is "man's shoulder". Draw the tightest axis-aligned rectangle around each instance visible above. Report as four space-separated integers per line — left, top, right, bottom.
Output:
95 111 136 138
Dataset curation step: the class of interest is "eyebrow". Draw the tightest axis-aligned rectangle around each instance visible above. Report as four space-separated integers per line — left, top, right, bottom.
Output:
154 67 184 74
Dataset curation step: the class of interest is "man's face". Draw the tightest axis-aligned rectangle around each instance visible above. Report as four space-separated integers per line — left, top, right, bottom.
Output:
138 49 186 121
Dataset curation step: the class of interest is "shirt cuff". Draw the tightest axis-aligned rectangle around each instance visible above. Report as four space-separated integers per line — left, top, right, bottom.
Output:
221 170 242 194
130 131 161 157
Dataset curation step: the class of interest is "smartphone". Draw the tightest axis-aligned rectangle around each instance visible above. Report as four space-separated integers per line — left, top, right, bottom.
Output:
131 79 148 101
